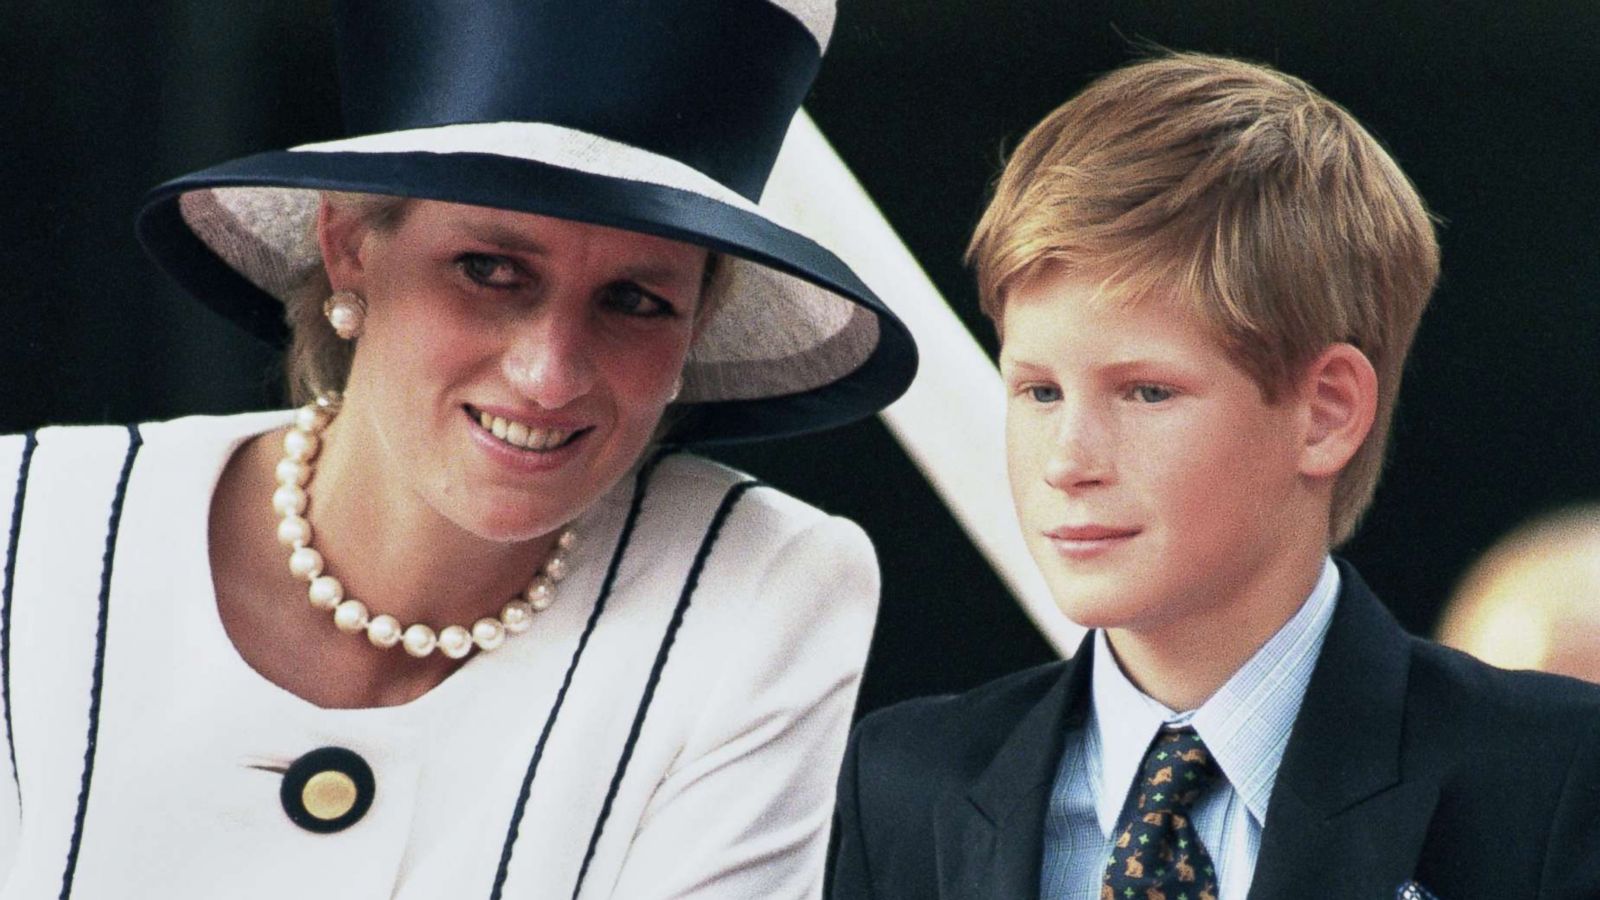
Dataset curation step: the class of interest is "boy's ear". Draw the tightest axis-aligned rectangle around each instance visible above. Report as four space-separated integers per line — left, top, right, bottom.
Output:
1297 342 1378 479
316 198 372 291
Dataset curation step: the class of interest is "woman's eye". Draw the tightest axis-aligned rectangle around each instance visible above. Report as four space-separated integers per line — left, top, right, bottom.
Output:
1129 384 1175 403
602 282 676 318
1026 385 1062 404
457 253 521 288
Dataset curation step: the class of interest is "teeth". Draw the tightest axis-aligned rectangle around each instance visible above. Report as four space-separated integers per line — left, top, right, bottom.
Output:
475 410 574 451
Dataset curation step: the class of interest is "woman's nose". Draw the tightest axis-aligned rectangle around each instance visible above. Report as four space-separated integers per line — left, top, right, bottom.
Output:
502 311 597 409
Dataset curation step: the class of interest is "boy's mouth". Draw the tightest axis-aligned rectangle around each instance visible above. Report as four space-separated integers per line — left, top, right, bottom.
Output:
1044 524 1141 558
465 405 588 452
1045 525 1141 542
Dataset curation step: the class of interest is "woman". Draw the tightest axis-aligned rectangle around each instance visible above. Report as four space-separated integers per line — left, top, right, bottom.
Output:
0 1 916 897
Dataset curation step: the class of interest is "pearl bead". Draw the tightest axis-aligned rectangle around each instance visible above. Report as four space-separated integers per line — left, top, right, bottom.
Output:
501 600 535 634
333 599 369 634
366 614 402 648
288 546 324 580
525 577 555 611
558 529 577 551
277 515 312 548
402 624 438 658
283 428 319 462
276 458 310 487
308 575 345 610
438 625 473 659
544 556 568 582
294 405 330 434
327 303 363 340
472 617 507 651
272 484 307 517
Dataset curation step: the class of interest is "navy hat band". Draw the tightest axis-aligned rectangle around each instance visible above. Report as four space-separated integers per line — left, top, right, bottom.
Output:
336 0 821 201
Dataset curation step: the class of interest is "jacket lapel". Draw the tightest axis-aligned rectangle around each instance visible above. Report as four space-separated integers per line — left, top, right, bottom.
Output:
935 636 1094 900
1248 562 1437 898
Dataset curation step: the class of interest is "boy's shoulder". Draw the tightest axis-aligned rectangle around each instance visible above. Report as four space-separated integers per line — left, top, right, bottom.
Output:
1403 635 1600 747
852 660 1075 779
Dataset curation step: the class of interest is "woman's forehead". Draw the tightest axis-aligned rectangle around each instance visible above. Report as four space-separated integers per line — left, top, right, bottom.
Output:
399 199 708 269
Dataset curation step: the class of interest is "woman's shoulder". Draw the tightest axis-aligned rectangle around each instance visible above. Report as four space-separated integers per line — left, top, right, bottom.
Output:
9 410 291 454
130 410 295 450
1 411 291 503
644 451 873 557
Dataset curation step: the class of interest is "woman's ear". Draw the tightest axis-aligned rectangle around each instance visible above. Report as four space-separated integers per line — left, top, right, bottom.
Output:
316 197 372 291
1297 342 1378 479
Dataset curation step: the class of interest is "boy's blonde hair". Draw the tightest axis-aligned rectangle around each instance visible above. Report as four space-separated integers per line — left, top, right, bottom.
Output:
968 52 1440 545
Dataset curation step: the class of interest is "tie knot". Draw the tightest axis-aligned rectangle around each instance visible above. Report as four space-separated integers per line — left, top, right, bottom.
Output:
1137 726 1218 812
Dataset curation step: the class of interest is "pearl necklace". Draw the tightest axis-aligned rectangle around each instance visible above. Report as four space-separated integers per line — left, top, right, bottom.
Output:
272 395 575 659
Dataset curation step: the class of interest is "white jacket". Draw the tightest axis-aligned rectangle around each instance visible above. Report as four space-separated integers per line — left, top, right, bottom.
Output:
0 412 877 899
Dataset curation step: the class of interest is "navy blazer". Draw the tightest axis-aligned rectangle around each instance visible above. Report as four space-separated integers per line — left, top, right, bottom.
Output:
831 562 1600 899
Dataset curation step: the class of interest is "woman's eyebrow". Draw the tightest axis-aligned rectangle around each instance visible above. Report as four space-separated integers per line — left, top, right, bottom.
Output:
614 261 697 286
455 222 551 256
450 224 691 285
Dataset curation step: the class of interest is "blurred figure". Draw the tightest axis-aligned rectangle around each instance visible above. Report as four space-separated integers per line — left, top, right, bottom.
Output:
1438 504 1600 681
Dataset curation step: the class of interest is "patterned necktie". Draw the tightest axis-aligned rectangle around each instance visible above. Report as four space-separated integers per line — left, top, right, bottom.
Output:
1102 726 1221 900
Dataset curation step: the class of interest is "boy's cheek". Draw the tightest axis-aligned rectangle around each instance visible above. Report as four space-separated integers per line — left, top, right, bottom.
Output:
1005 429 1053 517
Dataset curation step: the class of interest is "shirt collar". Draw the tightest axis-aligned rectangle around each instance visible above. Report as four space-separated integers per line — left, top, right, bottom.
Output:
1086 557 1341 836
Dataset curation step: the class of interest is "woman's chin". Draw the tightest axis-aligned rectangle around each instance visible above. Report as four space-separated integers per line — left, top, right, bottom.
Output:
455 509 573 545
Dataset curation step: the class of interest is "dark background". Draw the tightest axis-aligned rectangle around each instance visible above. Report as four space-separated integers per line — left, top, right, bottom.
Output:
3 2 1597 717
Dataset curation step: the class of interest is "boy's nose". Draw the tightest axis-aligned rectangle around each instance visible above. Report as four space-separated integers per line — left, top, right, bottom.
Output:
502 311 597 409
1042 406 1112 489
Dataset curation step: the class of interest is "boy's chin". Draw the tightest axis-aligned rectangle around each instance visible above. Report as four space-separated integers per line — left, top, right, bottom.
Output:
1046 583 1156 631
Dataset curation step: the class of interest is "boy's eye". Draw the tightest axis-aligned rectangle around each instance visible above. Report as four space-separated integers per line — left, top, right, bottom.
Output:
457 253 522 288
602 282 676 318
1026 385 1062 404
1129 384 1174 404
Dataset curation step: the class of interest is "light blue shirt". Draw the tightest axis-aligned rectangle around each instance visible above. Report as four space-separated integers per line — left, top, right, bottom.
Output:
1040 559 1341 900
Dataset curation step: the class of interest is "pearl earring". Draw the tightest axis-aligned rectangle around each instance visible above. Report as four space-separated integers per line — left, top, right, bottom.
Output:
668 373 684 403
323 290 367 340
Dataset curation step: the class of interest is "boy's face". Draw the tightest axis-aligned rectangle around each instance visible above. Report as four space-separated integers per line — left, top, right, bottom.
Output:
1000 265 1315 637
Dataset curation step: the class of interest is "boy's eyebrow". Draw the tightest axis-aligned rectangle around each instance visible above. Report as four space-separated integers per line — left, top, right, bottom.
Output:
1099 357 1177 376
999 354 1197 382
997 355 1049 376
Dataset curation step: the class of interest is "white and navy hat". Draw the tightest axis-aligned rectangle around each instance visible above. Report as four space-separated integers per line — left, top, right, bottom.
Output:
136 0 917 444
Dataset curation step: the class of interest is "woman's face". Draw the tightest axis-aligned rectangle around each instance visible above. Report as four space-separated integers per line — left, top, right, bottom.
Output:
323 199 707 542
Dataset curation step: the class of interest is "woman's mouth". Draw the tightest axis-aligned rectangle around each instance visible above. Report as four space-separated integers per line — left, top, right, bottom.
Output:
466 406 588 452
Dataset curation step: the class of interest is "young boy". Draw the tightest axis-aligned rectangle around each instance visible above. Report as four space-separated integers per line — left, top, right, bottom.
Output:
831 53 1600 900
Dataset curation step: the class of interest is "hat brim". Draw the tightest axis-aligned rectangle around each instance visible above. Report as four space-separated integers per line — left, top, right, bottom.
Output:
137 141 917 444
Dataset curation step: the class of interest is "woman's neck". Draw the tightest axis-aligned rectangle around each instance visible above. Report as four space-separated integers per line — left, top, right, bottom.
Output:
209 418 565 709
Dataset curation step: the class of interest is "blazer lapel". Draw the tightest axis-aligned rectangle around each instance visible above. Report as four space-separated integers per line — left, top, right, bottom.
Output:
935 636 1094 900
1249 563 1437 899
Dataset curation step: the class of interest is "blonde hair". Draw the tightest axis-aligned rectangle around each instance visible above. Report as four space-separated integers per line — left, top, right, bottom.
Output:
968 51 1440 545
282 193 728 408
